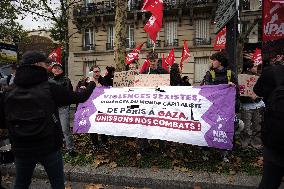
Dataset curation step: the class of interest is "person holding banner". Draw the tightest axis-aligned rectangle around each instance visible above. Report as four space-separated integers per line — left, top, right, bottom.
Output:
239 60 264 150
139 51 168 156
90 65 108 150
202 51 239 162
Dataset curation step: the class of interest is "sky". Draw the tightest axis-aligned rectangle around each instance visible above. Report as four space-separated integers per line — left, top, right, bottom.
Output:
18 15 52 30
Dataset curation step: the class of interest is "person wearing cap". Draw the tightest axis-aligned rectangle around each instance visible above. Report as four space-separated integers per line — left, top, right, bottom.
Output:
49 62 77 157
142 51 168 74
0 51 96 189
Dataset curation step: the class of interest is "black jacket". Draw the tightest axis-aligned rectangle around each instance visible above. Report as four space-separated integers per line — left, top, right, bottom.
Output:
49 74 73 91
254 64 284 104
142 67 169 74
0 65 95 157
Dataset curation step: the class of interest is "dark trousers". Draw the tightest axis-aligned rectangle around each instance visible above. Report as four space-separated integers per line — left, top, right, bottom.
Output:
13 150 64 189
258 160 284 189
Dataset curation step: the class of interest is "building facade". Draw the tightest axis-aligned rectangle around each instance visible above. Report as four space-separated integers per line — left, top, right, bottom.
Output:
68 0 262 86
68 0 220 86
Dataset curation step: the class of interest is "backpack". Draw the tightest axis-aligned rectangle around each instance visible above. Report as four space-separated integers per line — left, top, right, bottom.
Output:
263 66 284 150
4 81 60 142
209 69 232 83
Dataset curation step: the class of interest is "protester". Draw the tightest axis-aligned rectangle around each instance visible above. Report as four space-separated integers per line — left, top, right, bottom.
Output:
0 51 96 189
90 65 108 150
202 51 239 162
170 63 182 86
49 63 77 156
253 60 284 189
142 51 168 74
181 76 191 86
239 60 264 149
103 66 115 87
139 51 167 156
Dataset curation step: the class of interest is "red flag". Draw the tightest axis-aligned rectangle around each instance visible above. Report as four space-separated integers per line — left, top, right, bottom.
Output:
214 27 226 50
180 40 190 69
142 0 163 43
263 1 284 42
270 0 284 3
142 0 163 23
252 48 262 66
162 54 169 72
48 47 62 64
165 48 175 66
125 43 144 65
140 59 150 73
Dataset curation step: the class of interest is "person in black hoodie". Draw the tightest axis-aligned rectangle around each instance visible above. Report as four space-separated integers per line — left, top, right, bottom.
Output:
103 66 115 87
0 51 95 189
254 61 284 189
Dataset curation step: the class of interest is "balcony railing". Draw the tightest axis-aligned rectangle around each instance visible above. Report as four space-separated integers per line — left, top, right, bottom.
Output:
164 39 179 47
73 0 213 17
83 44 95 51
147 40 161 48
106 43 114 50
194 37 211 46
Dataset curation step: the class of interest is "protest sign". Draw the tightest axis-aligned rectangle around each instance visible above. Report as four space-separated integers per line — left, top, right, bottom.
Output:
113 70 138 87
134 74 170 87
238 74 259 98
74 85 236 150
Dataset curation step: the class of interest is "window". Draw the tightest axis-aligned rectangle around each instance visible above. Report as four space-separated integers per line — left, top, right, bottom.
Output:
243 0 250 10
165 21 177 46
84 28 94 50
194 57 209 83
107 25 114 50
85 0 94 6
195 18 210 46
126 25 135 49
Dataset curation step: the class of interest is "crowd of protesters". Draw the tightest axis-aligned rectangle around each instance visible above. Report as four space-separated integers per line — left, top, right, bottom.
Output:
0 50 284 189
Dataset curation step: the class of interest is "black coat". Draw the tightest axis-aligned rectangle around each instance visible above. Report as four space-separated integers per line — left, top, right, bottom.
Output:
0 65 95 157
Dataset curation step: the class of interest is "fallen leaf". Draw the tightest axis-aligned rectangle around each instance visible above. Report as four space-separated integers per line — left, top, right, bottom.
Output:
65 185 72 189
193 185 202 189
109 161 118 168
92 159 110 168
171 159 180 166
151 166 159 172
127 140 137 148
85 184 104 189
229 170 236 175
180 167 189 173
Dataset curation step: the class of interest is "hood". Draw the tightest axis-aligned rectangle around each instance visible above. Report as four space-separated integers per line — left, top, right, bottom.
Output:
14 65 48 87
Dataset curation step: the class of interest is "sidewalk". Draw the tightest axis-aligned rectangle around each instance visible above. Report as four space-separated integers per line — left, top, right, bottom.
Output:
2 163 283 189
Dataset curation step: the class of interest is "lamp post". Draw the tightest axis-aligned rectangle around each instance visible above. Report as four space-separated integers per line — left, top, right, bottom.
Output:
12 36 20 64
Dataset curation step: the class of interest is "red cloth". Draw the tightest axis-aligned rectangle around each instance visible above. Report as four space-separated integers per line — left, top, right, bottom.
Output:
263 1 284 42
214 27 226 50
252 48 262 66
165 48 175 66
180 40 190 69
140 59 150 73
162 54 169 72
48 47 62 64
142 0 163 42
125 43 144 65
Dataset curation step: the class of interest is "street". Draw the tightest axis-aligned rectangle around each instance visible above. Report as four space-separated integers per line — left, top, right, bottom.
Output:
1 175 149 189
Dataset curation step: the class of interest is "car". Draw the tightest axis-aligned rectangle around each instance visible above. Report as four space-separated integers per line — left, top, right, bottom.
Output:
0 64 13 78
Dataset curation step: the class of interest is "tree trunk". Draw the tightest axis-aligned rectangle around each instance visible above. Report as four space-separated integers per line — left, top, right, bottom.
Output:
114 0 127 72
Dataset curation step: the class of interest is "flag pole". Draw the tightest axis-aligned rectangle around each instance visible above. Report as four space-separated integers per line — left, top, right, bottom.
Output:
152 40 155 52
